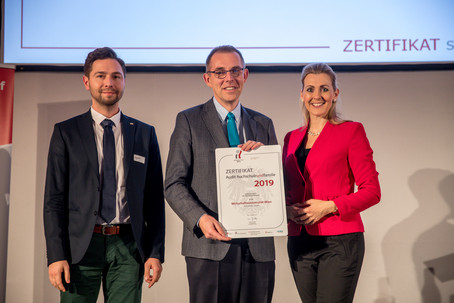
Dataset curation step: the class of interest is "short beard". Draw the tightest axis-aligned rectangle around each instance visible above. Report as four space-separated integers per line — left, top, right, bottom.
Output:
93 89 123 107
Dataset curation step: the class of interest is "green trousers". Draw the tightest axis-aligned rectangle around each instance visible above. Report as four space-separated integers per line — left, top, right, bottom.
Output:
61 232 143 303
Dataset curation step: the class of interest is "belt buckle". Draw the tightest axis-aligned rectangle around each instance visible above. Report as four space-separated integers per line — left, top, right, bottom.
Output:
101 224 114 235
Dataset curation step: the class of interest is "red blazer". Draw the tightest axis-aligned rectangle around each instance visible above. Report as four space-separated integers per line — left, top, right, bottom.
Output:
283 121 380 236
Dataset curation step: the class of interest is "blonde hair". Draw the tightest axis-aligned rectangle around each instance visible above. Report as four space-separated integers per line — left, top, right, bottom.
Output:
300 63 346 125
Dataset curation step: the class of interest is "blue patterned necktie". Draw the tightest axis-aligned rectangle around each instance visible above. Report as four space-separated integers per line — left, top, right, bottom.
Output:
100 119 116 223
226 112 240 147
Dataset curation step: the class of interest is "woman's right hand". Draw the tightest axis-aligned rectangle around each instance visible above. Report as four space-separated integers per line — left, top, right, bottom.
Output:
287 200 337 225
287 203 306 224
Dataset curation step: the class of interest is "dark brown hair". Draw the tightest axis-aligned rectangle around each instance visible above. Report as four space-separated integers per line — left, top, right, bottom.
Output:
84 47 126 78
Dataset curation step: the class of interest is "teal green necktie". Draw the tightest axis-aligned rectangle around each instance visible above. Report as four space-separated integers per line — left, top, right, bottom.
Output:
226 112 240 147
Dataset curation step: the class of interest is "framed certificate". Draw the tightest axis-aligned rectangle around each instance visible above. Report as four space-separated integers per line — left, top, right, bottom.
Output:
215 145 288 238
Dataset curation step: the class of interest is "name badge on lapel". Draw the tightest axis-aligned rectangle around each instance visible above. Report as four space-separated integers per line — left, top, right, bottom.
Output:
133 154 145 164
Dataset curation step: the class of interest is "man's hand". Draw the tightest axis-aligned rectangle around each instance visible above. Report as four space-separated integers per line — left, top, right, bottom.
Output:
199 214 232 241
238 140 264 151
48 260 70 292
144 258 162 288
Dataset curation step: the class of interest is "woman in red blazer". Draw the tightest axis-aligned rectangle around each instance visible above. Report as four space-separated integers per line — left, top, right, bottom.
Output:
282 63 380 302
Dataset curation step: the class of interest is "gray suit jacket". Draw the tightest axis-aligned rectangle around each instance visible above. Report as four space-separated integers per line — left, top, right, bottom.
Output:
165 99 277 262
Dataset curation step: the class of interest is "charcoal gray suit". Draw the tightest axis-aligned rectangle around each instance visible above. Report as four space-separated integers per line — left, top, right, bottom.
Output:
165 98 277 261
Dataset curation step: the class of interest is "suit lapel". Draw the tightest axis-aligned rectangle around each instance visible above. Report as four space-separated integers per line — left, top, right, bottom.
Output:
77 111 99 178
241 106 257 141
121 114 135 181
306 122 331 157
289 127 306 155
201 99 230 147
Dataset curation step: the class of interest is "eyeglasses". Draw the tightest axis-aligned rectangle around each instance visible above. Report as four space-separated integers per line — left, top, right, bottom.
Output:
206 68 244 79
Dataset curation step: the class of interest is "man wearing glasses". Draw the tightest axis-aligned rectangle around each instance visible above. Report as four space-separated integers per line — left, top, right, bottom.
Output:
165 45 277 303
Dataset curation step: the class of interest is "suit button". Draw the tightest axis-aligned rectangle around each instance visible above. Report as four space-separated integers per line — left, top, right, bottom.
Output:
94 211 98 216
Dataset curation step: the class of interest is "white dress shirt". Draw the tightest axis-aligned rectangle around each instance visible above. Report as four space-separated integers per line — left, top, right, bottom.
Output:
91 107 130 224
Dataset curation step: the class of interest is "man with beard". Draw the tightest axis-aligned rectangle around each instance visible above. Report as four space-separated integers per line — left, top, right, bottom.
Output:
43 47 165 302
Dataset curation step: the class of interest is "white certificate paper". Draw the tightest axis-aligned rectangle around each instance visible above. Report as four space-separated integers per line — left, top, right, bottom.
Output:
215 145 288 238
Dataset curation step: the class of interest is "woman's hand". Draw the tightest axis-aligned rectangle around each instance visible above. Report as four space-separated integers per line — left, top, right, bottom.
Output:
287 203 306 224
287 200 337 225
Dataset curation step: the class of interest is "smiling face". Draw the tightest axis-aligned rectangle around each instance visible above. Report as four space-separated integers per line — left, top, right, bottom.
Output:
301 73 339 120
83 58 125 116
203 51 249 111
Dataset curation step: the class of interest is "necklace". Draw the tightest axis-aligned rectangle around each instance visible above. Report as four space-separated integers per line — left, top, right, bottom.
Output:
307 130 321 136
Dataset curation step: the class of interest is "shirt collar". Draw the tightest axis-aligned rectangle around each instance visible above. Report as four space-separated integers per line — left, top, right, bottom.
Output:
212 97 242 122
90 107 122 127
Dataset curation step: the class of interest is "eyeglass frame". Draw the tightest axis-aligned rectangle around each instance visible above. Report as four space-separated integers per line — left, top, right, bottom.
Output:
206 68 245 79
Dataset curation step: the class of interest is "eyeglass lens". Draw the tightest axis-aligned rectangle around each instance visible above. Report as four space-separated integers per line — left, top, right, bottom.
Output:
213 68 243 79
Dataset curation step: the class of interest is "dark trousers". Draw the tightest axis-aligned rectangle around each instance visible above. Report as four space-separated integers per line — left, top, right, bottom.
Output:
61 231 143 303
288 229 365 303
186 240 275 303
